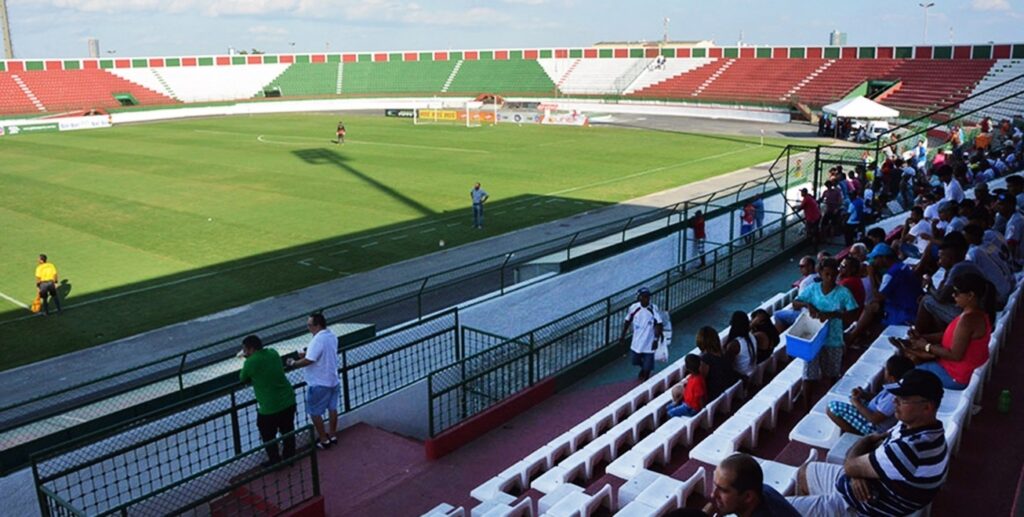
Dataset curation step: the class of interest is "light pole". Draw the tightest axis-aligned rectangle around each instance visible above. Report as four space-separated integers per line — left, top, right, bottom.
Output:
663 17 670 45
918 2 934 44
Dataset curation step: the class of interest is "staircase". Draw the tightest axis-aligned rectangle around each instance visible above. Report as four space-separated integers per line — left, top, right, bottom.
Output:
785 59 834 102
12 75 45 112
336 62 344 94
150 69 178 100
692 59 734 97
556 59 582 89
441 60 463 93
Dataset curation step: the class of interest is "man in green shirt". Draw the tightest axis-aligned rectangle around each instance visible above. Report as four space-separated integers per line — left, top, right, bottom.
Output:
240 335 297 467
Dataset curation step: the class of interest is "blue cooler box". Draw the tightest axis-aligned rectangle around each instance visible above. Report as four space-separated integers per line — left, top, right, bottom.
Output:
784 312 828 360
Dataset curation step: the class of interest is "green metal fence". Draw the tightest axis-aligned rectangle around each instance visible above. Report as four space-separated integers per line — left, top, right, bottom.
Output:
427 211 807 436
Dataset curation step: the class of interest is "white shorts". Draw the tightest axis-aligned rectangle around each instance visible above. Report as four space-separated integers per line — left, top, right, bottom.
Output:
786 462 857 517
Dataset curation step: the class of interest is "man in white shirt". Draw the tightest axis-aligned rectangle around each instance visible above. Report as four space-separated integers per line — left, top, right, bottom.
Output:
998 194 1024 262
287 312 341 449
940 168 964 203
619 287 664 381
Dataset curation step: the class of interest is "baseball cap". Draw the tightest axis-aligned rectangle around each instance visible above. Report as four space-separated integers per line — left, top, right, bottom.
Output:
636 287 651 297
866 243 895 260
887 369 944 405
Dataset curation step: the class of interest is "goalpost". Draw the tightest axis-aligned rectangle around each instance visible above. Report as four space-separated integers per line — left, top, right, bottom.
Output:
413 100 498 127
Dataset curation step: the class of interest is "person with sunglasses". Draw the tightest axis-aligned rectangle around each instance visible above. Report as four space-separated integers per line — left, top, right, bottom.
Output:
904 272 993 390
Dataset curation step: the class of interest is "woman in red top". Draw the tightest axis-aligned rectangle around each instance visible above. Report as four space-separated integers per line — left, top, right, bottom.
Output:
905 273 992 390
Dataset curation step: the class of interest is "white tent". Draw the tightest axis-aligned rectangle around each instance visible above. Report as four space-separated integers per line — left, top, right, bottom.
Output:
822 96 899 119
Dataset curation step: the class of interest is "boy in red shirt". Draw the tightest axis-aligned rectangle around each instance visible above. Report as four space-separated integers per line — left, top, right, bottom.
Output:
667 354 706 417
692 210 707 267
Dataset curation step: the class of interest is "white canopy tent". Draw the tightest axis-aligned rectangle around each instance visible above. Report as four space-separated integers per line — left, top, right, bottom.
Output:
822 96 900 119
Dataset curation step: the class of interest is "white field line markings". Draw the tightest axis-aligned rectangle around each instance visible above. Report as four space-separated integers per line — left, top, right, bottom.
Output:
446 223 460 227
0 291 29 309
389 235 407 240
492 211 506 215
361 241 379 248
329 249 350 256
419 228 437 233
297 258 314 267
317 266 334 272
0 142 762 325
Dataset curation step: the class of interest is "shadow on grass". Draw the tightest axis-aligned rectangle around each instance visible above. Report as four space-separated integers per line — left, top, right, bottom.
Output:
603 120 815 149
0 192 618 371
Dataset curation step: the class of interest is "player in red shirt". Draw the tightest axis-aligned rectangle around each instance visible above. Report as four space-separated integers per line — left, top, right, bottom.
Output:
335 121 346 144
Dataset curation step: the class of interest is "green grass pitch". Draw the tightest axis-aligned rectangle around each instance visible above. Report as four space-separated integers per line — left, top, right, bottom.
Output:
0 113 799 370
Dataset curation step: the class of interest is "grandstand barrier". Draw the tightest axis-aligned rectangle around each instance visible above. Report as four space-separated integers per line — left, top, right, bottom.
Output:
34 425 320 516
424 211 808 455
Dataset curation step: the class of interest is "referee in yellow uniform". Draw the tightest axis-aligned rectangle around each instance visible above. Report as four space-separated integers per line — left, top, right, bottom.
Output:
35 254 61 315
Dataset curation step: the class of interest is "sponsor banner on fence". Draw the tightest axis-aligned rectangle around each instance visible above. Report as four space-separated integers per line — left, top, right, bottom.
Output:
498 111 542 124
541 110 590 127
58 115 112 132
385 108 416 118
418 109 497 123
0 123 60 136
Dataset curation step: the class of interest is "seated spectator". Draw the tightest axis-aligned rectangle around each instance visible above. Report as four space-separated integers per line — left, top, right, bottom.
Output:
904 272 993 390
750 309 779 363
964 223 1013 306
773 256 819 331
844 190 865 246
915 233 983 334
932 201 967 240
725 311 758 380
940 165 965 203
696 326 739 401
710 453 801 517
788 370 949 516
846 244 920 347
865 227 886 249
826 355 914 435
996 193 1024 262
838 256 866 311
791 258 859 393
848 242 868 263
975 182 993 208
667 354 706 418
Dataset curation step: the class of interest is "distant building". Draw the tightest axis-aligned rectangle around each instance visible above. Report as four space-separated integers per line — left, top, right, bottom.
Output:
87 38 99 58
830 30 847 46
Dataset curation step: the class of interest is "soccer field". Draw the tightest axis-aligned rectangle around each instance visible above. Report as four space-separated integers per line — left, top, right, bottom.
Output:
0 113 800 369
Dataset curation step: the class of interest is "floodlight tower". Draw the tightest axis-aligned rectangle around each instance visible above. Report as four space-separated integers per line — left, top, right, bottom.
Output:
919 2 934 44
0 0 14 59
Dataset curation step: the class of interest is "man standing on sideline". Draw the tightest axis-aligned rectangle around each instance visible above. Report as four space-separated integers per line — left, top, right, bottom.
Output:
239 335 297 467
287 313 340 450
787 369 949 516
619 287 664 381
34 254 61 315
471 182 489 229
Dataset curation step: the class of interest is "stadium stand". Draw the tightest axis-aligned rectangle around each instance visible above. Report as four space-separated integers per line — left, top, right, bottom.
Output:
111 64 290 102
879 59 996 113
693 59 829 104
105 68 177 99
260 62 339 97
959 59 1024 121
536 58 648 95
786 59 901 106
340 60 457 94
445 59 556 94
12 69 176 111
629 58 727 99
622 58 715 95
0 73 41 113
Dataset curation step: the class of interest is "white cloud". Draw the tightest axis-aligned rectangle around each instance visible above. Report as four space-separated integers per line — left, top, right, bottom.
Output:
248 25 288 36
972 0 1011 11
502 0 547 5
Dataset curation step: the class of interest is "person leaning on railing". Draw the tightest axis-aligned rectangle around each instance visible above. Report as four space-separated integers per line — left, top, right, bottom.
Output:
239 335 298 468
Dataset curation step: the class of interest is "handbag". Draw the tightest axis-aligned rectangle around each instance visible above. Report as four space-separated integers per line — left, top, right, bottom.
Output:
654 336 669 362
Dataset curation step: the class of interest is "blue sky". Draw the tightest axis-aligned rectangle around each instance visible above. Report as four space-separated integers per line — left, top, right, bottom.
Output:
5 0 1022 58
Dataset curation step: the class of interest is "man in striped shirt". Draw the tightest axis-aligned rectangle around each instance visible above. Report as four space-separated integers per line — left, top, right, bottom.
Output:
788 369 949 516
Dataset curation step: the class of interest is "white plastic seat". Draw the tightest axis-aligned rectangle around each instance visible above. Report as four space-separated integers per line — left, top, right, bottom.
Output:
537 483 585 515
480 497 534 517
542 484 613 517
650 410 705 463
531 463 586 494
739 397 781 430
858 347 895 367
616 469 661 510
606 434 664 479
423 502 466 517
473 492 517 517
756 450 818 496
688 433 739 466
789 412 843 449
472 475 521 503
613 500 660 517
810 392 847 415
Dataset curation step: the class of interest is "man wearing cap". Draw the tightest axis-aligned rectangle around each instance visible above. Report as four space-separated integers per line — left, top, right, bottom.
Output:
788 369 948 516
939 165 964 203
846 243 920 346
619 287 664 381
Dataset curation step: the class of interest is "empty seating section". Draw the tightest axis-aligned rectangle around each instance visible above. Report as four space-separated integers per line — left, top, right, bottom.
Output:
623 58 715 94
106 68 175 98
536 58 645 95
880 59 995 113
11 69 176 112
0 73 39 113
446 59 555 94
629 59 724 99
694 59 827 104
787 59 900 106
341 61 456 94
147 64 290 102
261 63 339 97
958 58 1024 121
